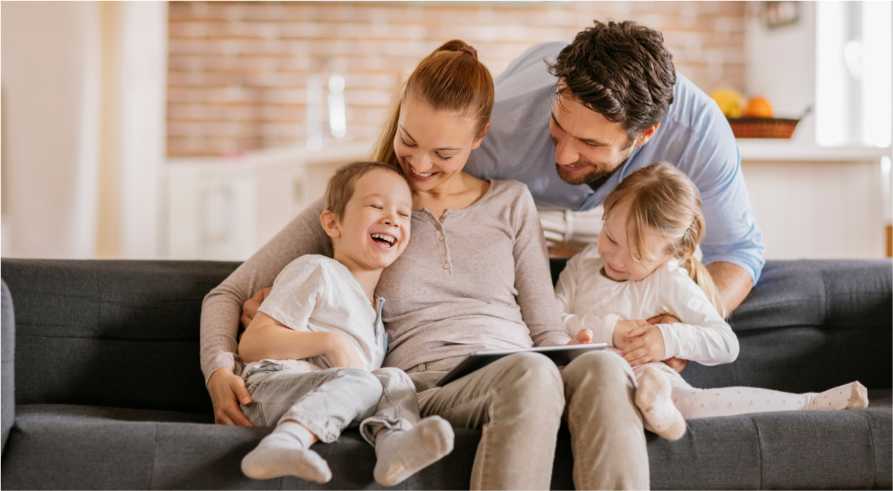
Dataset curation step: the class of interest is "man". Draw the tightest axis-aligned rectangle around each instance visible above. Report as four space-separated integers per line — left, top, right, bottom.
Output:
466 20 764 316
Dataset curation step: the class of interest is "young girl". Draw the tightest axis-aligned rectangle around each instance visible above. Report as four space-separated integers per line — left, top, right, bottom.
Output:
556 162 869 441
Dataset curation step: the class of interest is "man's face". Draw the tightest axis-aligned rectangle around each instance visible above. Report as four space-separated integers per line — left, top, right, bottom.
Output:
548 90 639 186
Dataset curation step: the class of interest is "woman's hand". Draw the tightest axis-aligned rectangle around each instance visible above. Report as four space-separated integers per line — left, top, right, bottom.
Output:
207 367 254 427
241 287 272 328
620 323 666 367
324 332 367 369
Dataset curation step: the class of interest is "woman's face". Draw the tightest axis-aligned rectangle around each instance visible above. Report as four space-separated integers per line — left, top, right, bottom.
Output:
393 91 485 193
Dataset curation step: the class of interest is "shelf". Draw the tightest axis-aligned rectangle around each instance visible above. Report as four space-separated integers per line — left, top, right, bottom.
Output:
739 140 891 163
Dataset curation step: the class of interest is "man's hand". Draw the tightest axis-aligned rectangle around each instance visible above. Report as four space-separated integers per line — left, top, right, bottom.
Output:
664 357 688 372
613 319 651 352
647 313 688 373
207 367 254 427
325 332 367 369
621 323 666 367
241 287 272 328
568 329 593 345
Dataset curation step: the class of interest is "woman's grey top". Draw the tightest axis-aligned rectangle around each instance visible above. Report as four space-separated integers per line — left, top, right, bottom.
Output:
200 178 569 382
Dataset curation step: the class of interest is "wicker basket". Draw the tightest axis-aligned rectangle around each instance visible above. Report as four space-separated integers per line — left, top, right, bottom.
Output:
729 117 800 139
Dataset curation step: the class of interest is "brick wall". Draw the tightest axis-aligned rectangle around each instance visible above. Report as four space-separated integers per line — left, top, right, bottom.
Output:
168 1 747 157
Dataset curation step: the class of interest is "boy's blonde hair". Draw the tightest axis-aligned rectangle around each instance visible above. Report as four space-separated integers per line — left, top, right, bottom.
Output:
603 162 725 317
325 161 406 218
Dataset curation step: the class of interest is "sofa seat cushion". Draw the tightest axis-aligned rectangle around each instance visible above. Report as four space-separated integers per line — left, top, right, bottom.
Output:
2 395 890 490
1 404 476 490
641 390 891 490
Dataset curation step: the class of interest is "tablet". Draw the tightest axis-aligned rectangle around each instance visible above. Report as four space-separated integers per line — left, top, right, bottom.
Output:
435 343 609 387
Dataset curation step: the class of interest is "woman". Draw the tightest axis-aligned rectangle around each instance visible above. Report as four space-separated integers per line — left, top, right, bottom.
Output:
201 40 648 490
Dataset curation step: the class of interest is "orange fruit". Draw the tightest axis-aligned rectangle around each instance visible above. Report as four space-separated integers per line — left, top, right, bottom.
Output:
743 96 773 118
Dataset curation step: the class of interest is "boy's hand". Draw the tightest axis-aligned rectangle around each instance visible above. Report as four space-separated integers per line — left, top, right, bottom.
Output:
325 332 367 369
241 287 272 328
612 319 651 351
621 323 666 367
568 329 593 345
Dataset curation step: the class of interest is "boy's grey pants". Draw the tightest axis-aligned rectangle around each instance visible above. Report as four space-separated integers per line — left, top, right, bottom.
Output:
241 360 419 445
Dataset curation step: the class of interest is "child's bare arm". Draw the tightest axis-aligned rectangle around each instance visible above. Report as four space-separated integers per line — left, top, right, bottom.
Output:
238 312 362 367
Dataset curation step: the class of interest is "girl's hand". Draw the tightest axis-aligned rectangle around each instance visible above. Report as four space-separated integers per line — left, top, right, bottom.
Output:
241 287 272 328
207 367 254 427
325 332 367 369
621 323 666 367
613 319 651 351
568 329 593 345
647 313 687 372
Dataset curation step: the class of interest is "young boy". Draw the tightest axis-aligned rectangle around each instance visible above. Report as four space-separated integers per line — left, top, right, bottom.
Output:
237 161 454 485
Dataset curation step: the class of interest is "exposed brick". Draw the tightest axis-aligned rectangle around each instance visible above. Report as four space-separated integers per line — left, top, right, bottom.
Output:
167 1 747 157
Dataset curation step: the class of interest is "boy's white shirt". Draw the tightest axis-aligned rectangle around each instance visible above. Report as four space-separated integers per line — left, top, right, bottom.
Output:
257 254 387 371
556 243 739 366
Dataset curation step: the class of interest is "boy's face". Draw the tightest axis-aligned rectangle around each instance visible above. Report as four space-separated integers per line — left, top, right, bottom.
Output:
328 169 413 271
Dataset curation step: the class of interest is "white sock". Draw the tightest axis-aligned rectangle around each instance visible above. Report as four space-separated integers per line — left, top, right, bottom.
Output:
241 421 332 483
635 366 687 441
805 381 869 411
373 416 455 486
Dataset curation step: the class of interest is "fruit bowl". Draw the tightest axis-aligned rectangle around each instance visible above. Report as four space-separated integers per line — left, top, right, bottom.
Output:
728 117 800 139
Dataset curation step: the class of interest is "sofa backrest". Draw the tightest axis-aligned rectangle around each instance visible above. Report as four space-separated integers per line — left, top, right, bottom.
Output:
2 259 238 414
2 257 891 414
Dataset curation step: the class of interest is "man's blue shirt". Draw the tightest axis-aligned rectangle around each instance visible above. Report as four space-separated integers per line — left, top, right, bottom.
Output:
466 42 765 283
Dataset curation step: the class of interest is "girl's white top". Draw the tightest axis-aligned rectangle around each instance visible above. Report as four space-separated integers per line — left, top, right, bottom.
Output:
555 244 739 366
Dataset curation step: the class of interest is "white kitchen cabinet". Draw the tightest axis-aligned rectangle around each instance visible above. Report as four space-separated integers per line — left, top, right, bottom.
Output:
164 143 372 260
740 141 891 260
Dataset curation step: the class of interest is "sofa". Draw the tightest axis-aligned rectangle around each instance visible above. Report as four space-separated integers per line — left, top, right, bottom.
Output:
1 257 890 489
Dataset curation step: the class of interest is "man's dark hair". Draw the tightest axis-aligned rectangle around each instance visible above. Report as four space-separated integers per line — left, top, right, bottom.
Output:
549 20 676 139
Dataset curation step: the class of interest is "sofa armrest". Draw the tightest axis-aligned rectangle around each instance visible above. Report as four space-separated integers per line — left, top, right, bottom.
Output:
2 280 15 452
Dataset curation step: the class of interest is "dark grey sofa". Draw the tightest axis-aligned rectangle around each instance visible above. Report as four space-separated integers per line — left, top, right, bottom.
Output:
1 257 890 489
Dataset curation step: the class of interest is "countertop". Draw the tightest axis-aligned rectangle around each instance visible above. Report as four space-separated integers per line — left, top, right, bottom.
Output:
738 140 891 162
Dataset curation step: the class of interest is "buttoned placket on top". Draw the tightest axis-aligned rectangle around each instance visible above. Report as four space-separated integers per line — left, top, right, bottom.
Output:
419 209 454 275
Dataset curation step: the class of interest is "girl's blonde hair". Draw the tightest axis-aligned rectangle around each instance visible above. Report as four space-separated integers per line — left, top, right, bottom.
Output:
603 162 725 317
373 39 495 166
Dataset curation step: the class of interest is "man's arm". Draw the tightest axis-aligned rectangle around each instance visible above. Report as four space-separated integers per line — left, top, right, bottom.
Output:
707 261 753 316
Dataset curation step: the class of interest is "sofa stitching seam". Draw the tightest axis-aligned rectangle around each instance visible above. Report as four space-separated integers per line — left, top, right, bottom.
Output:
148 423 159 490
751 416 764 489
862 410 878 489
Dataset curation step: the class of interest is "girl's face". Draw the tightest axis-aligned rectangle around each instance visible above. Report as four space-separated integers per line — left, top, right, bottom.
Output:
393 91 485 193
597 198 674 282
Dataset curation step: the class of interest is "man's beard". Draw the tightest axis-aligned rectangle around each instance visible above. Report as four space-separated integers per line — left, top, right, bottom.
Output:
555 162 618 191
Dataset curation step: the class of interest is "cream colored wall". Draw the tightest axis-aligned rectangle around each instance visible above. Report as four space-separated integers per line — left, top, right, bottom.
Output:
1 1 167 259
2 2 101 258
96 2 167 259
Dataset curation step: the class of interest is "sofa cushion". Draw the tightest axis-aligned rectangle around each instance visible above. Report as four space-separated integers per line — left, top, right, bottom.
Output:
3 395 889 490
2 259 234 414
0 404 477 490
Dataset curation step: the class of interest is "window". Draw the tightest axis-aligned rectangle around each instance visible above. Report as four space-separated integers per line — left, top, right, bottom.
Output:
816 1 891 147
